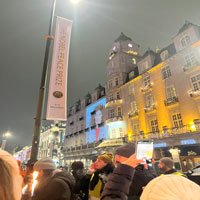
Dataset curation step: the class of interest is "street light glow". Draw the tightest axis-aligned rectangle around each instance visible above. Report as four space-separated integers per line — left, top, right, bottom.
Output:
70 0 80 4
4 132 11 137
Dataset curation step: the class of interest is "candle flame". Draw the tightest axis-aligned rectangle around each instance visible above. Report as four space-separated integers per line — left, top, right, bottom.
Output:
31 171 39 196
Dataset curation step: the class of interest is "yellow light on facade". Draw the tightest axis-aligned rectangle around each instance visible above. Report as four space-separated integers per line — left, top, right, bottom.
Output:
190 124 196 132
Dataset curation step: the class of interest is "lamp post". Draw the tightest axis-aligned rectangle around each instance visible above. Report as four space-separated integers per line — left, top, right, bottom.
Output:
1 131 11 150
30 0 80 161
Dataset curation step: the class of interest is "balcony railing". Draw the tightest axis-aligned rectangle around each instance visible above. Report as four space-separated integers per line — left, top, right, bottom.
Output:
183 61 200 72
62 141 101 153
128 111 138 118
106 115 123 124
131 124 198 141
144 104 156 112
189 89 200 98
141 83 152 92
164 96 179 106
106 98 123 107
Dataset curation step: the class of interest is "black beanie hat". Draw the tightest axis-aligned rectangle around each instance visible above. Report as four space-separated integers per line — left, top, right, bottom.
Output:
115 143 135 158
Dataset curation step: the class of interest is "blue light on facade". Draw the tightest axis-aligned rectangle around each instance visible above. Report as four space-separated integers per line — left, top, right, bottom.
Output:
154 142 167 148
181 139 196 145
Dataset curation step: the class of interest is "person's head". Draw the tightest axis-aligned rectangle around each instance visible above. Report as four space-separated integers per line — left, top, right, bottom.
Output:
0 150 22 200
71 161 84 172
158 157 173 172
33 158 56 178
140 174 200 200
95 153 113 170
115 143 135 166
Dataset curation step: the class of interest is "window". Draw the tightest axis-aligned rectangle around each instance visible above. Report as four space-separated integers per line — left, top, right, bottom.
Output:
160 50 168 61
132 58 136 64
130 101 137 112
142 61 149 71
172 113 183 128
109 94 114 101
129 85 135 95
117 107 121 117
109 109 115 118
150 120 159 132
162 66 171 79
166 86 176 99
143 76 151 86
115 78 119 86
181 35 191 48
119 128 124 137
146 94 154 107
108 80 113 89
191 74 200 91
185 53 196 66
132 122 140 136
111 128 116 138
116 92 120 99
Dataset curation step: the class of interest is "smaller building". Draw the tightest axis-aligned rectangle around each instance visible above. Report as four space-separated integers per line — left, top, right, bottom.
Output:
38 121 66 166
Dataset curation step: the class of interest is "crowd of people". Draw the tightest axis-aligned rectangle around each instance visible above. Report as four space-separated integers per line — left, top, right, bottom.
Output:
0 143 200 200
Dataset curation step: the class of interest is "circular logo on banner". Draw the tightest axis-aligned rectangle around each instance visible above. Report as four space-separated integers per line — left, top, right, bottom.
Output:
53 91 63 98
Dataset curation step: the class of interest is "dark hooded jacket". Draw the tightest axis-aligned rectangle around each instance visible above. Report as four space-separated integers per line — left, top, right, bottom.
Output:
32 171 75 200
101 164 135 200
128 164 156 199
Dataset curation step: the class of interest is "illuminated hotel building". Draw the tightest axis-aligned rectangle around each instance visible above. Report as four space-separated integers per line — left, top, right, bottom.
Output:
63 21 200 171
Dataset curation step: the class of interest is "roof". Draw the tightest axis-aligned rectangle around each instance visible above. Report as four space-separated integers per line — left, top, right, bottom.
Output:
115 32 132 42
142 48 156 58
177 21 196 35
95 84 105 90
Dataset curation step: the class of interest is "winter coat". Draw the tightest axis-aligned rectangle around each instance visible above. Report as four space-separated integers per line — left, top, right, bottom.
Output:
101 164 135 200
32 171 75 200
89 163 114 200
128 164 156 199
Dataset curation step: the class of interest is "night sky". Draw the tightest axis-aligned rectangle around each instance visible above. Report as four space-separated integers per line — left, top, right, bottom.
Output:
0 0 200 151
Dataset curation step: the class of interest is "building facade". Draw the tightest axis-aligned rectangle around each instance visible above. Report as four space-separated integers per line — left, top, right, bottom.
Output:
38 121 66 166
63 21 200 171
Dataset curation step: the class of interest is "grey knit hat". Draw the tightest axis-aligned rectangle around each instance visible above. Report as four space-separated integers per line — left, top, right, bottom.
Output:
115 143 135 158
34 158 56 171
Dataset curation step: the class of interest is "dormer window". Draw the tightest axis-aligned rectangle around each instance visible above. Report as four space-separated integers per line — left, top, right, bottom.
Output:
160 50 168 61
132 58 136 64
181 35 191 48
142 61 149 71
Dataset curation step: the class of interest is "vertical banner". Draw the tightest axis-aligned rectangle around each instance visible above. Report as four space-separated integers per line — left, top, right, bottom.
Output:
46 17 72 121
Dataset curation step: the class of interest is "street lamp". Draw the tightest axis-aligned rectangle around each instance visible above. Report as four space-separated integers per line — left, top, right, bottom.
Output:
30 0 79 161
1 131 11 150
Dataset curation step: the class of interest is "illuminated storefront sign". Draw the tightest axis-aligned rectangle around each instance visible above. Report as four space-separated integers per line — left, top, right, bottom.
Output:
181 139 196 145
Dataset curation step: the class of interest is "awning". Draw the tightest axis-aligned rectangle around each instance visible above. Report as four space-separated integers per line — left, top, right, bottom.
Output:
96 138 126 148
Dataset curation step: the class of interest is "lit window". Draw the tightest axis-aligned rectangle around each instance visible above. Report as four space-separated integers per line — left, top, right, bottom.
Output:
191 74 200 91
117 107 122 117
130 101 137 112
172 113 183 128
132 58 136 64
160 50 168 61
150 119 159 133
132 122 140 136
166 86 176 99
113 46 117 52
129 85 135 95
109 109 115 118
146 94 154 107
119 128 124 137
143 76 151 86
162 66 171 79
128 43 133 48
